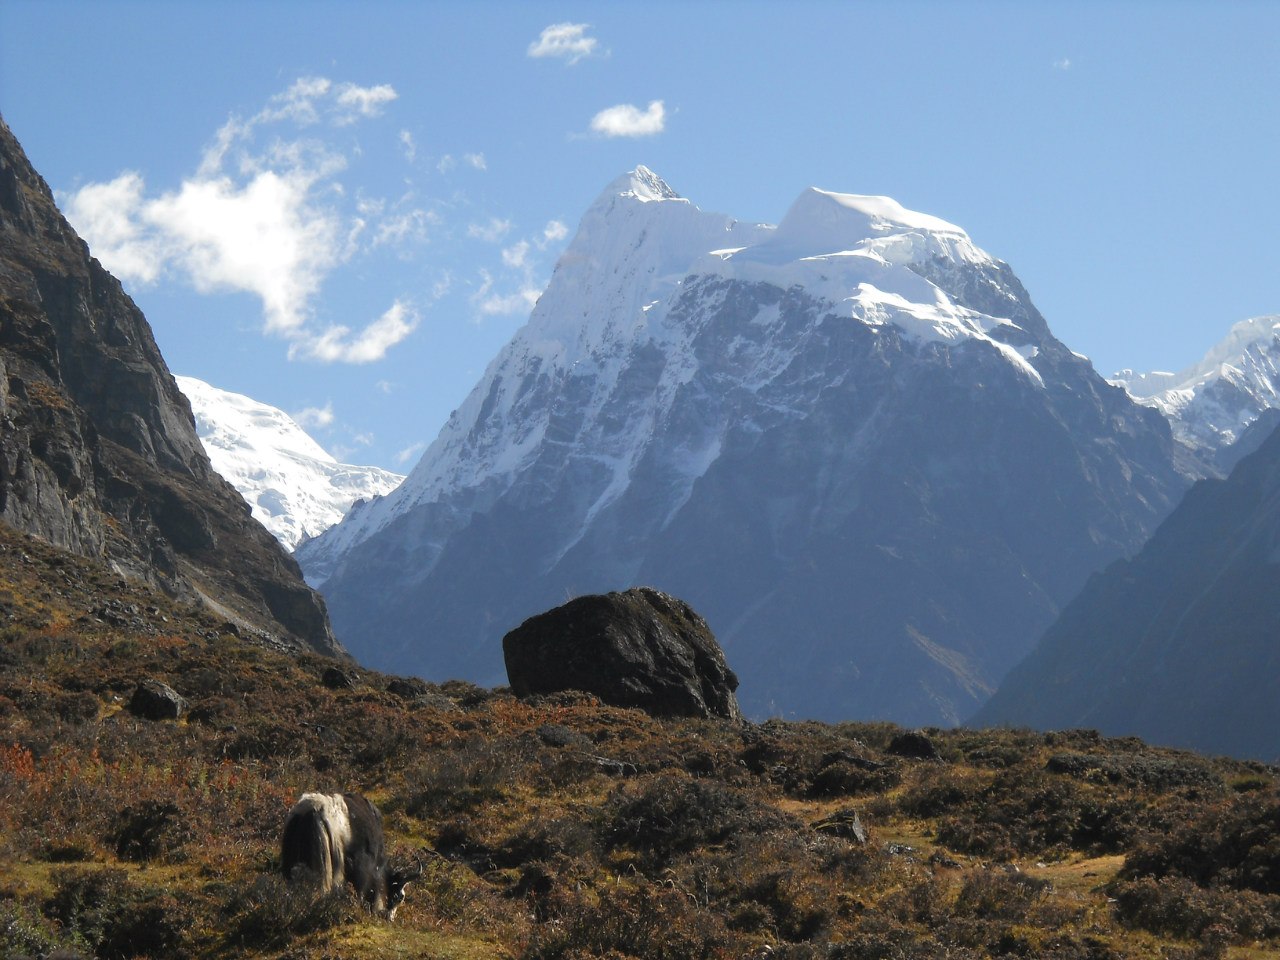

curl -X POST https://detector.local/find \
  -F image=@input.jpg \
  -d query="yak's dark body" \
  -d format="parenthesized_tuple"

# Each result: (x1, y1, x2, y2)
(282, 792, 416, 919)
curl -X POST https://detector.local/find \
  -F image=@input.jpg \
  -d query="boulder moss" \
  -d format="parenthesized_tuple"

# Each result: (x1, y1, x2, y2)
(503, 587, 742, 721)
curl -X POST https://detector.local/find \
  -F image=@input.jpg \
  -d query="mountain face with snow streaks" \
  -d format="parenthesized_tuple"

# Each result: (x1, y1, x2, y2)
(175, 376, 404, 550)
(298, 167, 1194, 724)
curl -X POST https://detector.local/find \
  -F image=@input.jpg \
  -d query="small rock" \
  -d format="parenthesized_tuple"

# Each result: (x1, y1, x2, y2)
(536, 723, 589, 749)
(887, 730, 942, 761)
(811, 808, 868, 843)
(386, 677, 431, 699)
(128, 679, 188, 721)
(322, 666, 358, 690)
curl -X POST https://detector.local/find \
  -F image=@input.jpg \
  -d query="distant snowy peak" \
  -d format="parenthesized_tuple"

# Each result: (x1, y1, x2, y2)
(176, 376, 404, 550)
(611, 164, 683, 203)
(1112, 315, 1280, 452)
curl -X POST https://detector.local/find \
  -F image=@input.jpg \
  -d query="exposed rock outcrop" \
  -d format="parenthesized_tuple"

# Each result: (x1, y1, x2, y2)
(502, 587, 742, 720)
(0, 115, 339, 655)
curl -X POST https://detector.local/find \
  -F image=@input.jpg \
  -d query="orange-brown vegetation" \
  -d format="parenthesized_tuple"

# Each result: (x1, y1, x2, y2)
(0, 523, 1276, 959)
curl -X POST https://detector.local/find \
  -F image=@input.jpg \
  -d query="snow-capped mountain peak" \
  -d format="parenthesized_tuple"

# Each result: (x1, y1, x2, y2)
(176, 376, 404, 550)
(298, 171, 1059, 586)
(607, 164, 683, 203)
(298, 166, 1193, 726)
(1111, 314, 1280, 452)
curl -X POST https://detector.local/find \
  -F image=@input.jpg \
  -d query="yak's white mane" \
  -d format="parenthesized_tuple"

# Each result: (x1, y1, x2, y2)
(293, 792, 352, 891)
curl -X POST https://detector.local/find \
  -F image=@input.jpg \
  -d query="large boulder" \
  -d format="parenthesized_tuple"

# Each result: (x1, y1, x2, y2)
(502, 587, 742, 721)
(128, 679, 188, 721)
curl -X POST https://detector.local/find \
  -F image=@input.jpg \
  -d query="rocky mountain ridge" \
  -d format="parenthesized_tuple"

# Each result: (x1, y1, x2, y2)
(0, 116, 339, 655)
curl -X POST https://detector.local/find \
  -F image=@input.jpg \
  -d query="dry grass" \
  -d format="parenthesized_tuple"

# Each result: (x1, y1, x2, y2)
(0, 523, 1276, 959)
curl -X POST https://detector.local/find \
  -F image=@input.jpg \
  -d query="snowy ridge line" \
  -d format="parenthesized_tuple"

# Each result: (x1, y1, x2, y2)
(1111, 315, 1280, 452)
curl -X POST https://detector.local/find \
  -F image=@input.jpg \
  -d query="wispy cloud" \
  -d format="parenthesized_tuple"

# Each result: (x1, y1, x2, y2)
(467, 216, 573, 323)
(528, 23, 602, 64)
(62, 77, 424, 364)
(471, 269, 542, 318)
(399, 129, 417, 162)
(292, 402, 335, 430)
(395, 441, 426, 465)
(589, 100, 666, 138)
(298, 300, 420, 364)
(502, 240, 530, 268)
(467, 217, 512, 243)
(1054, 58, 1072, 71)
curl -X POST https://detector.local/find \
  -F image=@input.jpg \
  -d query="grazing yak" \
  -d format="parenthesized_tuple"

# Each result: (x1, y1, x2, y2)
(282, 792, 421, 920)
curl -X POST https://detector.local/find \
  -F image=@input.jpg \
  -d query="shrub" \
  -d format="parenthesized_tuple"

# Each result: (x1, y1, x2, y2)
(521, 882, 730, 960)
(224, 874, 357, 950)
(603, 775, 795, 871)
(113, 800, 191, 862)
(42, 868, 192, 959)
(406, 735, 524, 816)
(1109, 875, 1280, 942)
(1120, 792, 1280, 893)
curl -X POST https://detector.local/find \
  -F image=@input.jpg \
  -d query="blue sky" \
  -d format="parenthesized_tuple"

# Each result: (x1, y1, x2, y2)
(2, 1, 1278, 471)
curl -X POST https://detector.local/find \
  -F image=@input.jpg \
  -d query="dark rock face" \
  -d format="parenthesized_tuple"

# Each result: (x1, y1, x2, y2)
(503, 588, 742, 721)
(128, 679, 188, 721)
(0, 117, 338, 655)
(974, 421, 1280, 761)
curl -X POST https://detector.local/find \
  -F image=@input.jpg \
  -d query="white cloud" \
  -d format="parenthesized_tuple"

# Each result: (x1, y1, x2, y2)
(542, 219, 569, 244)
(62, 172, 164, 283)
(399, 130, 417, 162)
(60, 76, 425, 365)
(142, 168, 341, 336)
(334, 82, 397, 122)
(1054, 58, 1072, 70)
(373, 208, 438, 248)
(502, 240, 530, 268)
(395, 442, 426, 465)
(589, 100, 666, 138)
(292, 402, 335, 429)
(297, 299, 420, 364)
(467, 217, 512, 243)
(436, 154, 456, 174)
(528, 22, 601, 64)
(471, 269, 541, 318)
(375, 379, 395, 395)
(464, 152, 487, 171)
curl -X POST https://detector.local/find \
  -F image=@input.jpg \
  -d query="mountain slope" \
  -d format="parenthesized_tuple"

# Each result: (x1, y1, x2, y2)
(1113, 314, 1280, 458)
(0, 116, 339, 655)
(973, 419, 1280, 761)
(176, 376, 403, 550)
(299, 168, 1194, 724)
